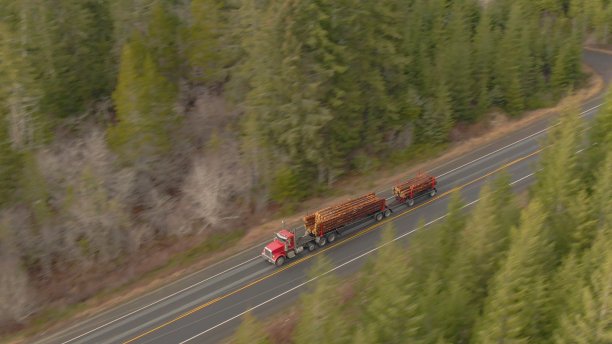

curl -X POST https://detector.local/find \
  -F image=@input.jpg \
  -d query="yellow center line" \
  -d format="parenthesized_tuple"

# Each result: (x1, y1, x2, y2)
(123, 147, 543, 344)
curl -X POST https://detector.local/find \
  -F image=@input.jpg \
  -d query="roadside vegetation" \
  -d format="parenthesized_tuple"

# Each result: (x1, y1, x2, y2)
(234, 87, 612, 343)
(0, 0, 609, 335)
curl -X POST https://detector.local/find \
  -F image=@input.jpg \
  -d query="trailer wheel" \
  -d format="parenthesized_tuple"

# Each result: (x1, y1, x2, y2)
(429, 188, 437, 197)
(327, 232, 336, 243)
(407, 198, 414, 207)
(275, 256, 285, 267)
(375, 212, 384, 222)
(318, 236, 327, 247)
(384, 209, 392, 217)
(307, 242, 316, 252)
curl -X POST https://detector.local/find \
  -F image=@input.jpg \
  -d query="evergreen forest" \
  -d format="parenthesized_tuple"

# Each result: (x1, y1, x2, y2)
(234, 89, 612, 343)
(0, 0, 610, 333)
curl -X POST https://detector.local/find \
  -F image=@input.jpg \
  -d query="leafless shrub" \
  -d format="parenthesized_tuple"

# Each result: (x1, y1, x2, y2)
(139, 188, 177, 237)
(38, 130, 133, 204)
(33, 130, 135, 269)
(127, 223, 154, 254)
(0, 211, 35, 326)
(61, 166, 132, 266)
(179, 89, 241, 153)
(0, 256, 34, 326)
(179, 139, 250, 235)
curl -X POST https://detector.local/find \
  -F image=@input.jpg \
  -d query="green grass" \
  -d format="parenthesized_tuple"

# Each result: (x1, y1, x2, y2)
(0, 302, 90, 343)
(166, 230, 246, 268)
(387, 143, 448, 166)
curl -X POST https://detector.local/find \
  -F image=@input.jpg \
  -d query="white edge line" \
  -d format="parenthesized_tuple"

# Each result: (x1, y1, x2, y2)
(436, 104, 600, 179)
(61, 256, 261, 344)
(510, 173, 534, 185)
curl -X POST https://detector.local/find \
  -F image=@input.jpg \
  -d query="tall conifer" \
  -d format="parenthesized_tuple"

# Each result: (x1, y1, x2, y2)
(474, 199, 554, 343)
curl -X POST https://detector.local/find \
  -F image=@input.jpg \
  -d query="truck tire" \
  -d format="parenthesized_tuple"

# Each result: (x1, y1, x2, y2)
(318, 236, 327, 247)
(407, 198, 414, 207)
(375, 212, 384, 222)
(429, 188, 437, 197)
(384, 209, 392, 217)
(275, 256, 285, 267)
(327, 232, 336, 243)
(307, 242, 316, 252)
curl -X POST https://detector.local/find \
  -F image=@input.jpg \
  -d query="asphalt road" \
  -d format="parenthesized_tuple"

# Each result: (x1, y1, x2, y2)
(32, 49, 612, 344)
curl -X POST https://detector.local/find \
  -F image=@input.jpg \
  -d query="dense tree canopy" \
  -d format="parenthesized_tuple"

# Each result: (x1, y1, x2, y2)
(0, 0, 606, 331)
(236, 85, 612, 343)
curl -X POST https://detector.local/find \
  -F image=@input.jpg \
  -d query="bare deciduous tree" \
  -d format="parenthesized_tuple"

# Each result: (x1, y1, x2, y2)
(0, 211, 34, 326)
(180, 140, 250, 234)
(33, 129, 135, 269)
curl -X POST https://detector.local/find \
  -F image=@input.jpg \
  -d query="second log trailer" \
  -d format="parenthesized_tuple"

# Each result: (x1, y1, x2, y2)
(262, 173, 437, 266)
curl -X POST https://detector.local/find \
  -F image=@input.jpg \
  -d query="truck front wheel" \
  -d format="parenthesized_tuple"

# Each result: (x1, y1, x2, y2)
(275, 256, 285, 267)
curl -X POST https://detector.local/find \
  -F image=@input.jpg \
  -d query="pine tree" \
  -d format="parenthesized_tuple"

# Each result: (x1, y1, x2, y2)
(551, 32, 583, 99)
(417, 77, 454, 145)
(551, 252, 585, 323)
(593, 2, 611, 43)
(410, 192, 466, 287)
(584, 85, 612, 184)
(355, 224, 423, 343)
(472, 8, 495, 117)
(533, 106, 584, 260)
(434, 182, 510, 342)
(451, 182, 509, 292)
(567, 190, 597, 253)
(506, 67, 525, 115)
(187, 0, 232, 84)
(591, 153, 612, 232)
(339, 0, 409, 153)
(108, 35, 179, 162)
(554, 233, 612, 344)
(517, 15, 543, 108)
(270, 166, 307, 208)
(408, 193, 467, 342)
(147, 4, 181, 80)
(473, 199, 554, 343)
(233, 311, 272, 344)
(241, 0, 342, 186)
(495, 3, 526, 115)
(439, 0, 475, 122)
(0, 20, 47, 148)
(293, 255, 351, 344)
(490, 169, 519, 228)
(36, 0, 115, 117)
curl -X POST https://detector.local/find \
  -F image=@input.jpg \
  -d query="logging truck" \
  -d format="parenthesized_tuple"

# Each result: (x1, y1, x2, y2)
(261, 173, 437, 266)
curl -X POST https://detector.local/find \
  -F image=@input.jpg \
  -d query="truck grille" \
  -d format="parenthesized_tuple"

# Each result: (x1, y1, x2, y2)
(264, 247, 273, 260)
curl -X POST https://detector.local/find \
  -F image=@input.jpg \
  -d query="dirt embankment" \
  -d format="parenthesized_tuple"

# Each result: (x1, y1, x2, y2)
(12, 52, 608, 343)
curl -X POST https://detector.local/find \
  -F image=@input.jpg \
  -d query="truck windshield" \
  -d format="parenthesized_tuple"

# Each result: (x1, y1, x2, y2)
(275, 232, 287, 243)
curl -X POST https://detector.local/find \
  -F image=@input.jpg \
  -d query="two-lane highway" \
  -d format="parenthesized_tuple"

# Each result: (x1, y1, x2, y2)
(32, 49, 612, 344)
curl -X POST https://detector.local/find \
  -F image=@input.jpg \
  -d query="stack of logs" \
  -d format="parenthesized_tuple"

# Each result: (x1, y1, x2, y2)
(303, 193, 385, 236)
(392, 174, 435, 199)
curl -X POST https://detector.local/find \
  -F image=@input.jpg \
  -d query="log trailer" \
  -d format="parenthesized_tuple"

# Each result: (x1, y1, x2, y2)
(262, 173, 437, 266)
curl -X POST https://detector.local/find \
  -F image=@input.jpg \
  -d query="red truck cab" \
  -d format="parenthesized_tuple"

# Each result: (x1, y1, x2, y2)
(262, 229, 295, 266)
